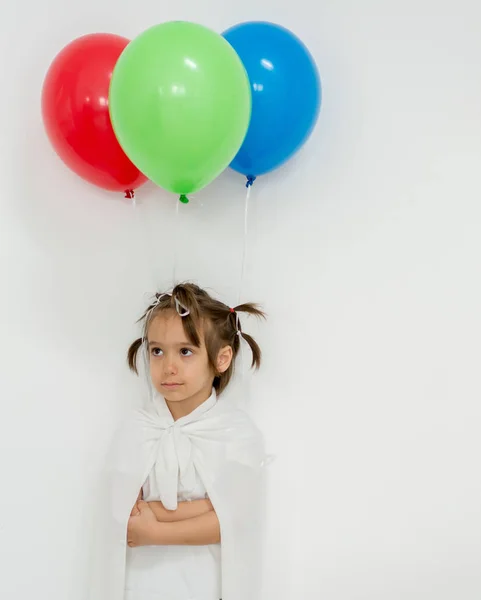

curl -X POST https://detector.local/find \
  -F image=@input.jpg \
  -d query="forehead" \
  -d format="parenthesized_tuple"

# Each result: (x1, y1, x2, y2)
(147, 311, 204, 344)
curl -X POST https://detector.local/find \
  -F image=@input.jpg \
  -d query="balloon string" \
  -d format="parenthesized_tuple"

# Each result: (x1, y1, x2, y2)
(237, 181, 252, 306)
(130, 192, 160, 291)
(172, 197, 180, 285)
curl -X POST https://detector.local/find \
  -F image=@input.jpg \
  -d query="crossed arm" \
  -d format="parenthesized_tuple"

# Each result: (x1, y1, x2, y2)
(127, 493, 221, 547)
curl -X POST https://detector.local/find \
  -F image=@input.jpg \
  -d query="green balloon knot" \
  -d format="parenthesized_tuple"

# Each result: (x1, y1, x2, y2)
(179, 194, 189, 204)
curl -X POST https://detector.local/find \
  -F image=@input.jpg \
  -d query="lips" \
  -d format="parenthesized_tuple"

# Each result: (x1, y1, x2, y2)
(161, 382, 183, 388)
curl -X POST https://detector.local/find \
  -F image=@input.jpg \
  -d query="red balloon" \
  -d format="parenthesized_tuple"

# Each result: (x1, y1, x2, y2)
(41, 33, 147, 193)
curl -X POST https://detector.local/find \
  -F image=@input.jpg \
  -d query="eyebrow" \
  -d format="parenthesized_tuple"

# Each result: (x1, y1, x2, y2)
(147, 341, 195, 347)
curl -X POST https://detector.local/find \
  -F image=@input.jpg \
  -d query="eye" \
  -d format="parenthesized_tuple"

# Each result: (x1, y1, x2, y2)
(180, 348, 193, 357)
(151, 347, 163, 357)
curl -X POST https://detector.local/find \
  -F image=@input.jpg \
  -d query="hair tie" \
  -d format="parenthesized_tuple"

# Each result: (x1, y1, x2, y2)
(142, 291, 190, 342)
(151, 292, 190, 317)
(234, 312, 241, 337)
(230, 307, 235, 313)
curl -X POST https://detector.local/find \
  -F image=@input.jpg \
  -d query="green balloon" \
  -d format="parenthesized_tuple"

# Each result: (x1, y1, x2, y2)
(109, 22, 251, 198)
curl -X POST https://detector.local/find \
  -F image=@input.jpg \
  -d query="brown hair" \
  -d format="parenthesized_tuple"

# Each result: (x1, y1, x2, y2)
(127, 283, 266, 395)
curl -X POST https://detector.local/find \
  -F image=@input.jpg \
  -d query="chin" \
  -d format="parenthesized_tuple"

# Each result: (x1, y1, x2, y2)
(157, 386, 188, 402)
(163, 394, 187, 403)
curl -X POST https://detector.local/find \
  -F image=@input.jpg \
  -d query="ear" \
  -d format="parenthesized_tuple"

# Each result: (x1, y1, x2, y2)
(216, 345, 233, 374)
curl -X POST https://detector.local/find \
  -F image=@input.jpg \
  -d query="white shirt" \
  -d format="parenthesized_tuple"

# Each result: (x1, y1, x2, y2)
(124, 394, 222, 600)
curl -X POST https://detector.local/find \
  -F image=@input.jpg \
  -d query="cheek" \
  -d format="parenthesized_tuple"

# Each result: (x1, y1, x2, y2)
(184, 357, 209, 378)
(149, 359, 163, 377)
(197, 358, 215, 379)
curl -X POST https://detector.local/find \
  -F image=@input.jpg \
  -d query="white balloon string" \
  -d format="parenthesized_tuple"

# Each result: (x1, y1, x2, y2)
(172, 197, 180, 285)
(131, 192, 159, 291)
(237, 183, 251, 306)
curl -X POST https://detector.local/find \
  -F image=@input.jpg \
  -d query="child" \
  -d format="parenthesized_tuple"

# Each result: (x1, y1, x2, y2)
(92, 283, 267, 600)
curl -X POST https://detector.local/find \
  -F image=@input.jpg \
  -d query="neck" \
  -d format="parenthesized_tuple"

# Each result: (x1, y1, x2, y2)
(165, 384, 213, 421)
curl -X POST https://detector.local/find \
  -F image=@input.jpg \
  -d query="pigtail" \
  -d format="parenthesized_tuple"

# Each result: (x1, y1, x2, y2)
(233, 302, 266, 320)
(239, 331, 262, 369)
(231, 302, 265, 370)
(127, 337, 143, 374)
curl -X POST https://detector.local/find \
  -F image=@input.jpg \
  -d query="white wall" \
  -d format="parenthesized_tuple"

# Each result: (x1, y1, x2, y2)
(1, 1, 480, 599)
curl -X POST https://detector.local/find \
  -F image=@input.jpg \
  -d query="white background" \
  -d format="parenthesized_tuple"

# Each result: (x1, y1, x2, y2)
(1, 1, 481, 599)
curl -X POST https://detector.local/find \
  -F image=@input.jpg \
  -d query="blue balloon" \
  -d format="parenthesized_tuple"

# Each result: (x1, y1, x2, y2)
(222, 21, 321, 181)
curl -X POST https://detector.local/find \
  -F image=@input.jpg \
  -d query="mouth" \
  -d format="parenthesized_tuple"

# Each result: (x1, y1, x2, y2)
(161, 383, 183, 389)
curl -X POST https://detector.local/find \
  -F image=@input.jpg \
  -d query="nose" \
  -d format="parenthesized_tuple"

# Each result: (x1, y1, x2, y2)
(163, 354, 179, 376)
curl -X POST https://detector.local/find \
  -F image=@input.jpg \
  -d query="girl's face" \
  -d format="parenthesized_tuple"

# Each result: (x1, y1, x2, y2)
(147, 311, 231, 411)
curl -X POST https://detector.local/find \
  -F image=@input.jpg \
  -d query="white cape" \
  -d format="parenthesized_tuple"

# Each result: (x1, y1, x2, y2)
(90, 390, 266, 600)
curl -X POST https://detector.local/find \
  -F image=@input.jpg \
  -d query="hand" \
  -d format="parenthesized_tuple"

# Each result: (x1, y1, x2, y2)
(127, 501, 160, 547)
(130, 490, 143, 517)
(148, 497, 214, 522)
